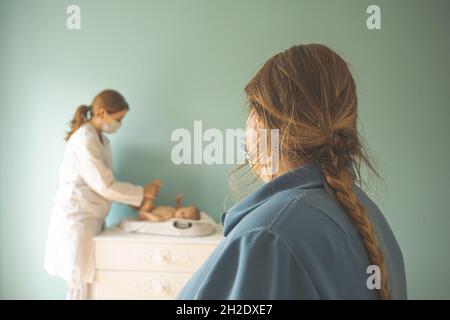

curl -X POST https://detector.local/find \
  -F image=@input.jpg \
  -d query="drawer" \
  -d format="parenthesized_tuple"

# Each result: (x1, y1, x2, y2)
(94, 271, 192, 300)
(95, 242, 216, 272)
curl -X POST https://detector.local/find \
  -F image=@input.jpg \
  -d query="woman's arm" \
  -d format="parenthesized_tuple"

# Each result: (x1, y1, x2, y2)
(72, 134, 145, 206)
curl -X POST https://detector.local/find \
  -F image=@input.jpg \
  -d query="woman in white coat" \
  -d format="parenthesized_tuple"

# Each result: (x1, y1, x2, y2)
(44, 89, 160, 299)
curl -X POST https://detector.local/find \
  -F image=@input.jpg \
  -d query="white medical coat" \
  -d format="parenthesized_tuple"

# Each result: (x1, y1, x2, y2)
(44, 122, 143, 284)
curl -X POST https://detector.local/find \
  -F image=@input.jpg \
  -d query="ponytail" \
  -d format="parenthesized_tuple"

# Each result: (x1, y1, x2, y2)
(318, 132, 391, 299)
(65, 105, 91, 142)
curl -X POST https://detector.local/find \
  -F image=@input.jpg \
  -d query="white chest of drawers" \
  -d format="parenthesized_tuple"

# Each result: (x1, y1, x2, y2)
(92, 225, 223, 299)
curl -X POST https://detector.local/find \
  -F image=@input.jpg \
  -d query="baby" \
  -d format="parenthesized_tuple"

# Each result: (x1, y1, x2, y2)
(136, 181, 200, 222)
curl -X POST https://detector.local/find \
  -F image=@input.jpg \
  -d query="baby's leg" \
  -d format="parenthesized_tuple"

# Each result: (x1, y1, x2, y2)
(139, 198, 155, 212)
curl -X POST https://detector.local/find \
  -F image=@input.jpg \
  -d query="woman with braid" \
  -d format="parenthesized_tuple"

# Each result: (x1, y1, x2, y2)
(177, 44, 407, 300)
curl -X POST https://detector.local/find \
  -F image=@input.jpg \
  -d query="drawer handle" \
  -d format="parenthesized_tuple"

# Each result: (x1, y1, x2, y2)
(134, 279, 185, 296)
(155, 252, 172, 264)
(133, 250, 193, 265)
(155, 281, 171, 295)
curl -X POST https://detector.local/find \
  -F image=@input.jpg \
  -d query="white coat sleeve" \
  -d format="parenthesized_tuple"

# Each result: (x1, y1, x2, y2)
(72, 134, 144, 206)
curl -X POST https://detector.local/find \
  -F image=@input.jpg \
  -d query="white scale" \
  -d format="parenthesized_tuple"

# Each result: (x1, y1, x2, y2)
(119, 212, 218, 237)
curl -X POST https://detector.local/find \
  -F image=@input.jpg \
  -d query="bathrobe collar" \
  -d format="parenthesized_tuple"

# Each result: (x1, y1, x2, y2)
(221, 161, 329, 236)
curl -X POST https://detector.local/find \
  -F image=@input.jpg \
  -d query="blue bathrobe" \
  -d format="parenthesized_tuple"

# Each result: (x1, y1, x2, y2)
(177, 162, 407, 299)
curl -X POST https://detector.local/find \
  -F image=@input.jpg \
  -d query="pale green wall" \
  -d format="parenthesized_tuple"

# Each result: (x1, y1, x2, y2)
(1, 0, 449, 299)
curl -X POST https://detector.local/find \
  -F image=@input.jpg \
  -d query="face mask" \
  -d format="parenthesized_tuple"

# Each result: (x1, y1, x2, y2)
(102, 119, 121, 134)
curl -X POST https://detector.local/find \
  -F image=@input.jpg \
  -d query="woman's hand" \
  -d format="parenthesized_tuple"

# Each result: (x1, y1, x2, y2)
(130, 180, 161, 212)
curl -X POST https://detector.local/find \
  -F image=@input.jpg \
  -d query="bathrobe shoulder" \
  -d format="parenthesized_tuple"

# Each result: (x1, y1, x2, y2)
(177, 163, 407, 299)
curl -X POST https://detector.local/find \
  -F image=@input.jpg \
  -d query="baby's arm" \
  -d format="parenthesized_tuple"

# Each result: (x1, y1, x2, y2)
(175, 194, 183, 209)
